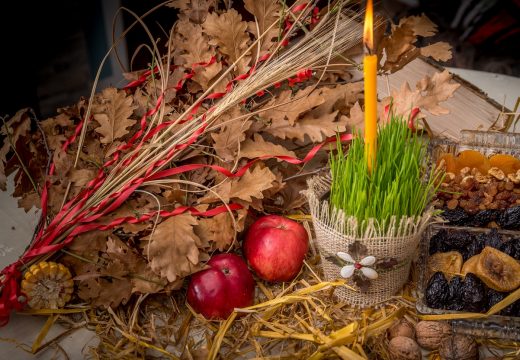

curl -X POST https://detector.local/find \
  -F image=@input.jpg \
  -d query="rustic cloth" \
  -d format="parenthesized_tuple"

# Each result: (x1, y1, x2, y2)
(305, 173, 432, 308)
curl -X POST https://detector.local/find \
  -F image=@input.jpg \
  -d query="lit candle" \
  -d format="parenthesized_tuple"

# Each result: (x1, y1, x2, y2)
(363, 0, 377, 173)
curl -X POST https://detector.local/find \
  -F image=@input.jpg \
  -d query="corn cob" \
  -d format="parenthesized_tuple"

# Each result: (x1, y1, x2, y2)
(21, 262, 74, 309)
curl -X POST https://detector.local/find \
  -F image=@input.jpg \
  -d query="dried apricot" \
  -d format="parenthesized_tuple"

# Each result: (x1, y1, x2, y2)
(437, 153, 458, 173)
(475, 246, 520, 292)
(461, 254, 479, 276)
(457, 150, 490, 174)
(428, 251, 463, 280)
(489, 154, 520, 175)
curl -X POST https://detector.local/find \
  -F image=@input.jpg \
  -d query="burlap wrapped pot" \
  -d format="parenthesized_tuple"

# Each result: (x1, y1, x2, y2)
(305, 174, 432, 308)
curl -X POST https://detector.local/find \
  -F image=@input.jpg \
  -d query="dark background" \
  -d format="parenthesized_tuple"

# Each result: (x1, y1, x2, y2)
(0, 0, 518, 120)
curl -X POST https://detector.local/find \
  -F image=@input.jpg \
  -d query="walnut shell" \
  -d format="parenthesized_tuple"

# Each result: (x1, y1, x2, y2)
(439, 334, 478, 360)
(388, 319, 415, 340)
(415, 321, 452, 350)
(388, 336, 421, 360)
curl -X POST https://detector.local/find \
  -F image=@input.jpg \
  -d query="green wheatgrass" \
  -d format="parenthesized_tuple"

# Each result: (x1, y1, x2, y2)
(329, 115, 440, 234)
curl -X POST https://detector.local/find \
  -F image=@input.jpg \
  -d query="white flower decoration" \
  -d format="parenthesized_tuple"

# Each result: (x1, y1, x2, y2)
(336, 252, 378, 280)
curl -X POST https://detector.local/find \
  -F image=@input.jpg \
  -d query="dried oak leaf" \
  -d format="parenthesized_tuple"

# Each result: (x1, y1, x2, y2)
(39, 113, 74, 152)
(379, 14, 452, 73)
(144, 213, 206, 282)
(195, 211, 236, 250)
(0, 109, 31, 190)
(211, 107, 252, 161)
(224, 163, 276, 203)
(382, 70, 460, 117)
(261, 87, 348, 143)
(92, 87, 137, 144)
(18, 191, 41, 212)
(239, 133, 296, 159)
(314, 82, 364, 116)
(260, 87, 325, 126)
(265, 110, 342, 143)
(79, 277, 133, 308)
(343, 101, 364, 132)
(244, 0, 281, 56)
(173, 19, 223, 90)
(420, 42, 453, 62)
(167, 0, 217, 24)
(203, 9, 251, 75)
(201, 163, 277, 208)
(106, 236, 164, 293)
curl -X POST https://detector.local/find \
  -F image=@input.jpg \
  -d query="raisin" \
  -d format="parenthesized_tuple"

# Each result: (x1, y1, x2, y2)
(447, 199, 459, 210)
(486, 289, 517, 316)
(461, 273, 486, 313)
(447, 276, 465, 311)
(441, 207, 470, 226)
(470, 209, 500, 227)
(497, 206, 520, 230)
(425, 272, 450, 309)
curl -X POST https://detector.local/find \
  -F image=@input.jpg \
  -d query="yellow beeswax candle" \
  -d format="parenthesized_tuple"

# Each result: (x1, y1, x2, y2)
(363, 0, 377, 173)
(364, 54, 377, 172)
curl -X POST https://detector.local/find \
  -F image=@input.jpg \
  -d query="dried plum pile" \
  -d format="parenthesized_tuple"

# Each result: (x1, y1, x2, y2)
(441, 206, 520, 230)
(425, 228, 520, 315)
(428, 228, 520, 261)
(425, 272, 520, 316)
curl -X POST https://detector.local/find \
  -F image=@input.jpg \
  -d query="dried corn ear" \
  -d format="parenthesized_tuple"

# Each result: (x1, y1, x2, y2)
(21, 262, 73, 309)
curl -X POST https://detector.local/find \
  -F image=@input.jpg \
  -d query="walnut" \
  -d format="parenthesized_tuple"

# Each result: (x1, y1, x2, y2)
(388, 319, 415, 340)
(460, 167, 471, 176)
(475, 174, 489, 183)
(488, 167, 505, 180)
(470, 167, 482, 176)
(439, 334, 478, 360)
(415, 321, 452, 351)
(388, 336, 421, 360)
(445, 172, 456, 181)
(508, 170, 520, 184)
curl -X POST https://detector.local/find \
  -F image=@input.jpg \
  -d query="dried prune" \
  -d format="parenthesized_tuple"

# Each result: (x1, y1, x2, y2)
(446, 231, 474, 249)
(460, 273, 486, 313)
(442, 207, 471, 226)
(447, 276, 465, 311)
(429, 229, 450, 255)
(425, 272, 450, 309)
(461, 240, 485, 261)
(497, 206, 520, 230)
(499, 238, 520, 260)
(484, 229, 503, 249)
(486, 289, 516, 316)
(470, 209, 500, 227)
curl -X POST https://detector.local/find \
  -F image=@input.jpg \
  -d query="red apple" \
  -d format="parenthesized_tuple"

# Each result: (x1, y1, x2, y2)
(187, 253, 255, 320)
(244, 215, 309, 282)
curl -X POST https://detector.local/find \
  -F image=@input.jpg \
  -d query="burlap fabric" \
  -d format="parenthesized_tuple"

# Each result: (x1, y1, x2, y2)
(305, 174, 432, 308)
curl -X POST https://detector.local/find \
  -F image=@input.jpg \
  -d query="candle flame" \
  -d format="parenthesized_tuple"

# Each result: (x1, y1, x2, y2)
(363, 0, 374, 52)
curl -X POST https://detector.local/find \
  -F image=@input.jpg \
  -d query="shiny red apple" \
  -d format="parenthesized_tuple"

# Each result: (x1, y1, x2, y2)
(187, 253, 255, 320)
(244, 215, 309, 282)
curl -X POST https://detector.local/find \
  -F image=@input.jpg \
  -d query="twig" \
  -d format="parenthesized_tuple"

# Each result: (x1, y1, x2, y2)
(283, 167, 328, 182)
